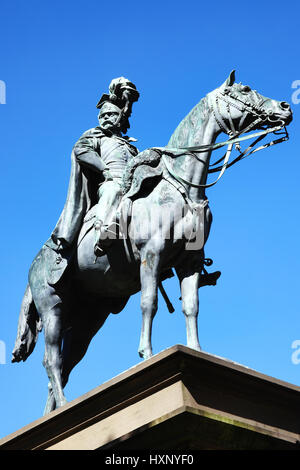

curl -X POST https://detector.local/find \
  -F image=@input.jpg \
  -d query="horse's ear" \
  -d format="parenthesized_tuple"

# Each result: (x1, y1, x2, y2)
(224, 70, 236, 87)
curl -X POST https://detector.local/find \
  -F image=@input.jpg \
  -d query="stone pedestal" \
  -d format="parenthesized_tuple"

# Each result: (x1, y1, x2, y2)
(1, 345, 299, 450)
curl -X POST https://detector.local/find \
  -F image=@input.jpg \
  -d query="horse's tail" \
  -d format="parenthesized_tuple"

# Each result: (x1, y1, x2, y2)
(11, 284, 42, 363)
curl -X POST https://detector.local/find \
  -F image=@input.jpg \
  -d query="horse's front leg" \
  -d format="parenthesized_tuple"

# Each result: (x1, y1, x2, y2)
(138, 247, 161, 360)
(176, 267, 201, 352)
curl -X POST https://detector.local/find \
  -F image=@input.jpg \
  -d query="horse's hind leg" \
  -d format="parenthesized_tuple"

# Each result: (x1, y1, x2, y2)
(176, 264, 201, 352)
(138, 246, 161, 360)
(60, 309, 110, 396)
(42, 303, 67, 410)
(44, 382, 56, 415)
(43, 313, 109, 415)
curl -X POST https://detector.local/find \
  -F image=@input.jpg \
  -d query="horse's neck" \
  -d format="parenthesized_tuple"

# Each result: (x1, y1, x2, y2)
(167, 95, 220, 202)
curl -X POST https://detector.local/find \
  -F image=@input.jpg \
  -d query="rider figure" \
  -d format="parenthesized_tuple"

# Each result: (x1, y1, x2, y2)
(75, 81, 139, 255)
(45, 78, 139, 286)
(51, 77, 139, 260)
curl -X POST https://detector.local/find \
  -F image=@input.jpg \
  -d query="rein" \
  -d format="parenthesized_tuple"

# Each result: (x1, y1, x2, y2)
(208, 126, 288, 174)
(156, 88, 289, 189)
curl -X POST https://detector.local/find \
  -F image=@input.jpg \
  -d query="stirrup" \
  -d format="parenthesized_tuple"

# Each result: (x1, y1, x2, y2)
(94, 219, 105, 257)
(94, 243, 105, 257)
(94, 224, 113, 257)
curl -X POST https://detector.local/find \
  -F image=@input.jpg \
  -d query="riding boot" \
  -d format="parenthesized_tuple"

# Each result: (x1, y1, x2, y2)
(94, 179, 122, 257)
(94, 218, 111, 256)
(94, 213, 120, 256)
(94, 218, 104, 256)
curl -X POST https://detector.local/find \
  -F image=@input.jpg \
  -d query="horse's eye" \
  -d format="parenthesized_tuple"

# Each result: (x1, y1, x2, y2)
(241, 85, 251, 93)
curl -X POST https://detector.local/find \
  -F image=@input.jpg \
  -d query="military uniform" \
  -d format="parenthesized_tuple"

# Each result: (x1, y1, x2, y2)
(74, 127, 138, 180)
(75, 127, 138, 253)
(51, 125, 138, 245)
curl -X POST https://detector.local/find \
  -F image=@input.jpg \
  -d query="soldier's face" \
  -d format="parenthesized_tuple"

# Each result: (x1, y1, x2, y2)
(98, 106, 121, 132)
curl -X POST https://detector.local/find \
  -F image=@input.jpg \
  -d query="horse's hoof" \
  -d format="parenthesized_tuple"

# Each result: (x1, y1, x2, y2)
(138, 348, 153, 360)
(57, 397, 68, 409)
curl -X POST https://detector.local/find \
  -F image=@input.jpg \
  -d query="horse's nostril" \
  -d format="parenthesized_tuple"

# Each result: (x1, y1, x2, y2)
(280, 101, 290, 110)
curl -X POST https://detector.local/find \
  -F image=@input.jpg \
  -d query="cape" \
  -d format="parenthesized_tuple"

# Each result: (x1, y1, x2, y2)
(51, 129, 104, 247)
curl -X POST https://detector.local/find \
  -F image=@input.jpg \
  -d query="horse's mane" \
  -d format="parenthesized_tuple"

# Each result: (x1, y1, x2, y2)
(167, 95, 209, 149)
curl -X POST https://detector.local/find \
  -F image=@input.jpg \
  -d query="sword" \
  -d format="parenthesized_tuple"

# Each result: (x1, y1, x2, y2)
(159, 282, 175, 314)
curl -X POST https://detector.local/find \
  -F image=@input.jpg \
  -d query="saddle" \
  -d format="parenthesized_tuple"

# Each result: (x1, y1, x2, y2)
(121, 148, 163, 199)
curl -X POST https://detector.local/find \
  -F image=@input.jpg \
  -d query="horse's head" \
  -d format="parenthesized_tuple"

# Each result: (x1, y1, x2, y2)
(208, 70, 292, 137)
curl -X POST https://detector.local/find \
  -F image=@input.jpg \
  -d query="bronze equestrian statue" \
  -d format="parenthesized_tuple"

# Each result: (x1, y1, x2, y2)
(12, 71, 292, 414)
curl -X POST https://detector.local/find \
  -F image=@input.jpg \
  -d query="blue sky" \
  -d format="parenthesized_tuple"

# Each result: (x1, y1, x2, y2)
(0, 0, 299, 440)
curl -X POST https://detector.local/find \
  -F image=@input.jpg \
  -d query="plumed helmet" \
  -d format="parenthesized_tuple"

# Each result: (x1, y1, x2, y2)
(96, 77, 139, 133)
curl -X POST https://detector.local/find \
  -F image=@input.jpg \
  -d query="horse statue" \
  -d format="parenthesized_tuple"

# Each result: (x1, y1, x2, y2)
(12, 71, 292, 414)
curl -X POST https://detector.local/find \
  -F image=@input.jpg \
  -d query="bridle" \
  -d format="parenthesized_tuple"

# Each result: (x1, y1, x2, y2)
(211, 85, 272, 138)
(160, 85, 289, 189)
